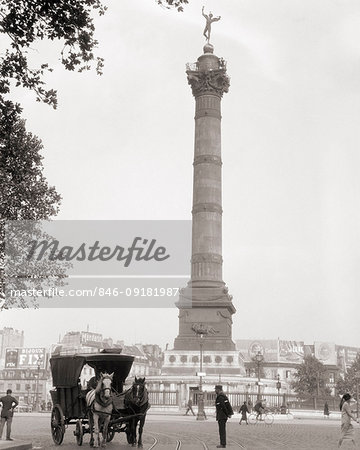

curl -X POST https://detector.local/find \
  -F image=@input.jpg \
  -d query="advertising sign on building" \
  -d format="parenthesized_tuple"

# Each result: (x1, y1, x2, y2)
(5, 348, 46, 368)
(336, 345, 360, 370)
(5, 349, 19, 368)
(236, 340, 278, 362)
(314, 342, 336, 365)
(18, 348, 46, 368)
(81, 331, 102, 343)
(278, 340, 304, 362)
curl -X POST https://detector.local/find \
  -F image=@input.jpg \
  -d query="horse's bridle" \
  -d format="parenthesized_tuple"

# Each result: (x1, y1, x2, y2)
(100, 375, 113, 397)
(131, 382, 145, 405)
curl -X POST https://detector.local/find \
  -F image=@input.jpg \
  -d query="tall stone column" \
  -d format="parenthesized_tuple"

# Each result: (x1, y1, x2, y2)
(174, 43, 236, 352)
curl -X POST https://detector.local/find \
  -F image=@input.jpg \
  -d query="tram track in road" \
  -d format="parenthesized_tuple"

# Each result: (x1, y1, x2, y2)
(146, 429, 209, 449)
(146, 433, 158, 449)
(146, 430, 182, 449)
(195, 430, 246, 449)
(195, 436, 209, 449)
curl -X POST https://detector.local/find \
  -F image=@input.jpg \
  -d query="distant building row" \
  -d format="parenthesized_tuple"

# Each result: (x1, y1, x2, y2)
(0, 327, 359, 410)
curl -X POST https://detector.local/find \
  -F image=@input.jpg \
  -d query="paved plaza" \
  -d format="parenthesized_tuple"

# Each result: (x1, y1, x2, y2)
(3, 413, 360, 450)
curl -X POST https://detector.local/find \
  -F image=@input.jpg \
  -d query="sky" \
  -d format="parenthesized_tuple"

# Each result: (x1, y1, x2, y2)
(1, 0, 360, 350)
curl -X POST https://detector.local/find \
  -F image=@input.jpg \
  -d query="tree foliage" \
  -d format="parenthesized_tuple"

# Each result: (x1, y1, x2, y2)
(336, 353, 360, 398)
(0, 0, 107, 110)
(0, 103, 62, 308)
(0, 104, 61, 220)
(291, 355, 331, 399)
(157, 0, 188, 12)
(0, 0, 188, 113)
(0, 0, 188, 308)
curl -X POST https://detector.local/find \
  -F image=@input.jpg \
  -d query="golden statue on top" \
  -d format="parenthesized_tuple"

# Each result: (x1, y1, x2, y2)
(202, 6, 221, 43)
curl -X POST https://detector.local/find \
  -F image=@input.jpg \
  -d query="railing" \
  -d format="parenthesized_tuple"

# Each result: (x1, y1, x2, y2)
(147, 389, 338, 411)
(186, 58, 227, 72)
(186, 62, 198, 71)
(227, 393, 298, 409)
(148, 390, 178, 406)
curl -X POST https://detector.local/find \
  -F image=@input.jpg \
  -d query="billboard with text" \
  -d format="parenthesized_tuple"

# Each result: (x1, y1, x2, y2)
(314, 342, 336, 365)
(278, 340, 304, 363)
(5, 348, 46, 369)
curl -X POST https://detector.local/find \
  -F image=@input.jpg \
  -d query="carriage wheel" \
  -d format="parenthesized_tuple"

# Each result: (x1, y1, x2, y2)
(75, 419, 83, 446)
(51, 404, 65, 445)
(106, 427, 115, 442)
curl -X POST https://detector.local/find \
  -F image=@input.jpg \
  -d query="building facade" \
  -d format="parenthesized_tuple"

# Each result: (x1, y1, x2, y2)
(0, 347, 50, 410)
(0, 327, 24, 361)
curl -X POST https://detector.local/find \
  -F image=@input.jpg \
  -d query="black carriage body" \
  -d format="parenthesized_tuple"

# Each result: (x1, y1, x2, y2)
(49, 351, 134, 445)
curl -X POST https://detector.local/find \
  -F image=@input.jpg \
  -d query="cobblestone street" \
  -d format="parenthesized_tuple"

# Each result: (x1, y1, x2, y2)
(6, 414, 360, 449)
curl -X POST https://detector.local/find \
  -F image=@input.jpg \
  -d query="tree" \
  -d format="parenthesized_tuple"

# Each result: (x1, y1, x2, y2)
(0, 103, 62, 308)
(0, 0, 107, 111)
(291, 355, 331, 401)
(0, 0, 188, 307)
(0, 0, 188, 113)
(157, 0, 188, 12)
(336, 353, 360, 398)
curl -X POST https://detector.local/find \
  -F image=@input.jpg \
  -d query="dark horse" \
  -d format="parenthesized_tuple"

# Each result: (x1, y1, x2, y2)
(124, 377, 150, 448)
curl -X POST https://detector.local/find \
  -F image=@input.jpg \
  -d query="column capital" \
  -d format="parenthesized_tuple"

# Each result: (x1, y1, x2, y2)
(187, 69, 230, 98)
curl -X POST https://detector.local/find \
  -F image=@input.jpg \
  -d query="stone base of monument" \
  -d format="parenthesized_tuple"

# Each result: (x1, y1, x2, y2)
(162, 350, 244, 375)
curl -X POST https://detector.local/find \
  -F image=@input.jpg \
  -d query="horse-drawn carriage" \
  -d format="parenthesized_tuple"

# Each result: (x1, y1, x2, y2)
(50, 351, 149, 447)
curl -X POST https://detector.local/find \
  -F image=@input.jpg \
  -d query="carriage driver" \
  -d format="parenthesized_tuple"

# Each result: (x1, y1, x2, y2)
(87, 375, 98, 391)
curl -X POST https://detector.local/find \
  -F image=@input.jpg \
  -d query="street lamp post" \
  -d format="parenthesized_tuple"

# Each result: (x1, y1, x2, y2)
(255, 351, 264, 400)
(35, 357, 43, 412)
(26, 385, 31, 407)
(197, 334, 206, 420)
(315, 370, 320, 410)
(193, 330, 207, 421)
(276, 374, 281, 408)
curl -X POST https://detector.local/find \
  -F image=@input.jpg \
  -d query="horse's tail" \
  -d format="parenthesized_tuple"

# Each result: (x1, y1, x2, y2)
(86, 389, 96, 408)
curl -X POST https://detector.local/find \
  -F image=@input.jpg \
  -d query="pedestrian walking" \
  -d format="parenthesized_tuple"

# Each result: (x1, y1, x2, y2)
(338, 393, 359, 447)
(0, 389, 18, 441)
(215, 385, 233, 448)
(324, 401, 330, 419)
(247, 398, 253, 412)
(239, 401, 249, 425)
(184, 398, 195, 416)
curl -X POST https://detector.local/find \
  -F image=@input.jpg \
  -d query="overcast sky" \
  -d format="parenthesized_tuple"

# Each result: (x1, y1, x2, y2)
(1, 0, 360, 350)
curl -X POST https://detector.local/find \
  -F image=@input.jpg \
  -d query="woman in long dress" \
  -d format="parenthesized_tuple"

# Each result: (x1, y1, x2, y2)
(338, 393, 359, 447)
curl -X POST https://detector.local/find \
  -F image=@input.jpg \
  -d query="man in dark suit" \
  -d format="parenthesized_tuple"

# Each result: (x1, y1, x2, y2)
(0, 389, 18, 441)
(215, 385, 233, 448)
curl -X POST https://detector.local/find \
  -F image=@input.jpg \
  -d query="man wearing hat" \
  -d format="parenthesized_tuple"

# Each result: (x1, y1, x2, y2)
(215, 385, 233, 448)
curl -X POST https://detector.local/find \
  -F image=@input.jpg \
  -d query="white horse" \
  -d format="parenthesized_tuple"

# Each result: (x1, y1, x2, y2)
(86, 372, 114, 448)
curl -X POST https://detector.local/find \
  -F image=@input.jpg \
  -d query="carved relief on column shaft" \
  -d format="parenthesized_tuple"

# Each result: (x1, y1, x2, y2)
(187, 69, 230, 98)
